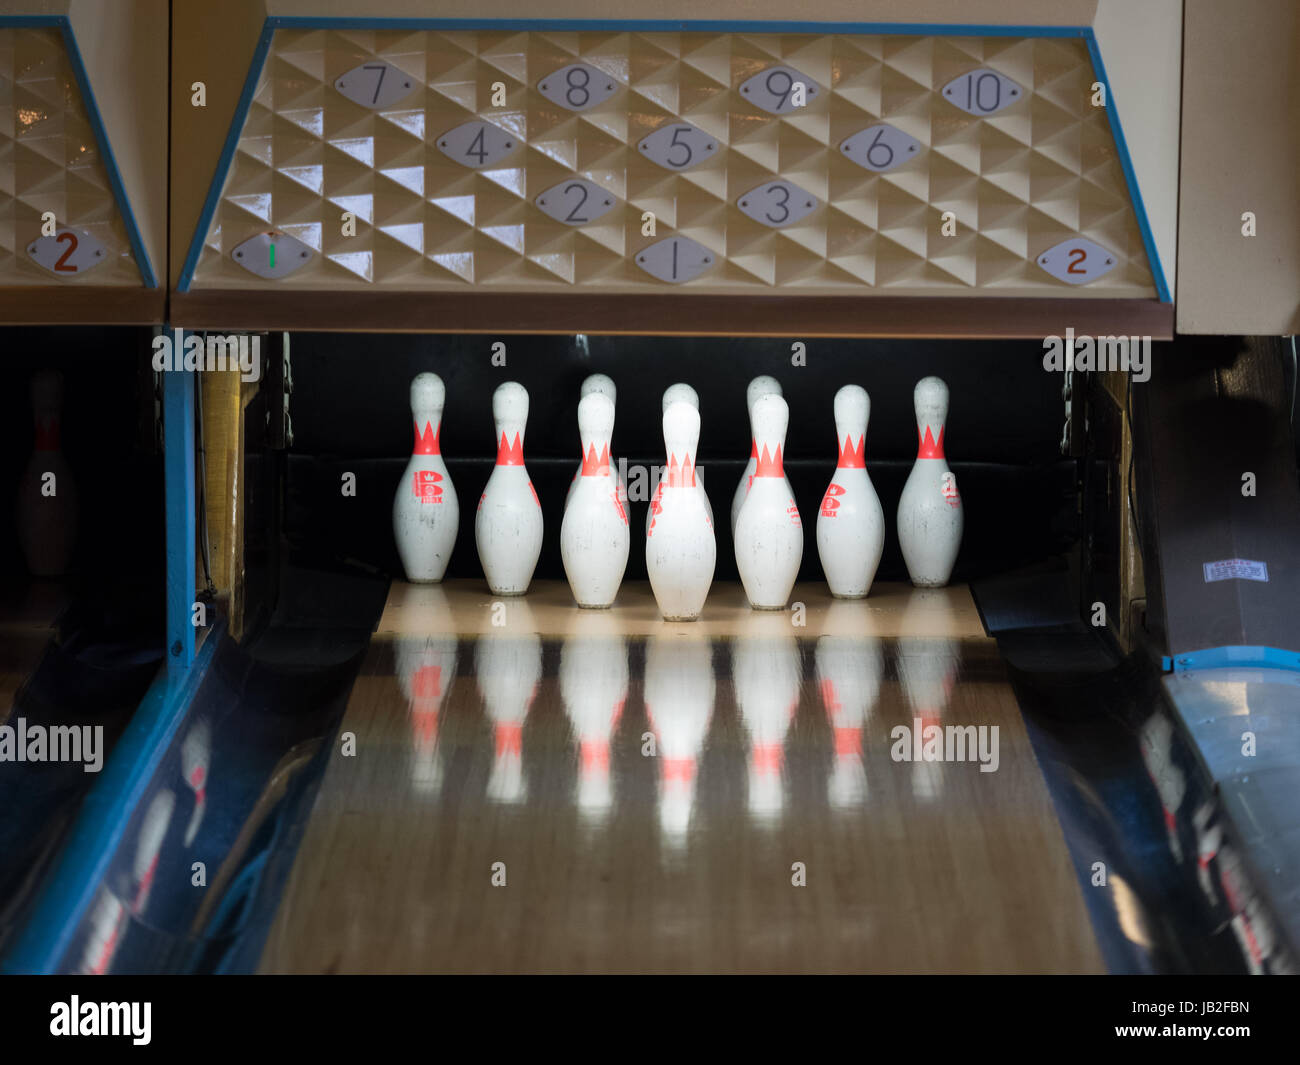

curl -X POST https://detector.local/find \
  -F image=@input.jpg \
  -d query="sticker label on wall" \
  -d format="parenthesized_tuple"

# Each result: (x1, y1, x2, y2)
(1037, 238, 1120, 285)
(638, 123, 717, 171)
(232, 231, 314, 280)
(437, 120, 519, 169)
(1203, 559, 1269, 583)
(737, 181, 818, 228)
(942, 69, 1023, 116)
(738, 66, 821, 114)
(537, 63, 620, 112)
(839, 124, 923, 173)
(334, 61, 418, 110)
(535, 179, 619, 225)
(28, 228, 106, 276)
(635, 236, 715, 283)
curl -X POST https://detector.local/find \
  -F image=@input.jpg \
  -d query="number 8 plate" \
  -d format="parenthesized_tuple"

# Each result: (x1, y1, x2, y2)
(537, 63, 620, 112)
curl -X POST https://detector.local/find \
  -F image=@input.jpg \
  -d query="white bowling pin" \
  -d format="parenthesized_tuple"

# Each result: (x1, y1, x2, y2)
(647, 384, 711, 532)
(734, 394, 803, 610)
(816, 385, 885, 599)
(393, 372, 459, 583)
(644, 635, 715, 847)
(561, 392, 629, 608)
(475, 382, 543, 595)
(565, 373, 624, 507)
(397, 626, 458, 795)
(732, 633, 801, 818)
(476, 632, 541, 804)
(647, 401, 715, 621)
(897, 376, 963, 587)
(559, 631, 628, 820)
(730, 375, 788, 537)
(180, 718, 211, 846)
(17, 370, 77, 577)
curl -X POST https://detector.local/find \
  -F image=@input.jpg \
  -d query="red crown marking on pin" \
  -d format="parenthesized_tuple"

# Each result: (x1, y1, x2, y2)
(834, 726, 862, 757)
(753, 443, 784, 477)
(819, 677, 841, 714)
(752, 744, 783, 773)
(664, 452, 695, 487)
(411, 664, 442, 700)
(662, 757, 696, 783)
(497, 431, 524, 465)
(917, 425, 945, 459)
(749, 438, 758, 460)
(838, 433, 865, 468)
(411, 709, 438, 744)
(581, 441, 610, 476)
(413, 419, 441, 455)
(495, 723, 523, 757)
(580, 740, 609, 772)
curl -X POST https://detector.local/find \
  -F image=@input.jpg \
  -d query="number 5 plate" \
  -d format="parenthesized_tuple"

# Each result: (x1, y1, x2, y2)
(638, 123, 718, 171)
(436, 120, 520, 169)
(28, 227, 106, 276)
(1036, 237, 1119, 285)
(839, 123, 922, 173)
(535, 179, 619, 225)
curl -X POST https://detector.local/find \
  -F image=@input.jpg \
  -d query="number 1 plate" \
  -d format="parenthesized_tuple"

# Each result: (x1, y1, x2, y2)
(1036, 237, 1120, 285)
(537, 63, 620, 112)
(635, 237, 716, 283)
(436, 120, 520, 169)
(535, 179, 619, 225)
(231, 231, 315, 280)
(839, 123, 923, 173)
(28, 227, 106, 276)
(638, 123, 717, 171)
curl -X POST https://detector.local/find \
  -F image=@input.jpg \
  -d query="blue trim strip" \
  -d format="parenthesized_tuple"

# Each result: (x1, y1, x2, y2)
(1084, 29, 1170, 303)
(57, 19, 158, 288)
(179, 17, 1165, 302)
(0, 632, 220, 974)
(176, 22, 277, 293)
(164, 336, 196, 674)
(1168, 646, 1300, 673)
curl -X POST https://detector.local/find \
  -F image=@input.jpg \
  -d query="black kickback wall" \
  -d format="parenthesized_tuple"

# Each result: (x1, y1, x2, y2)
(283, 333, 1077, 586)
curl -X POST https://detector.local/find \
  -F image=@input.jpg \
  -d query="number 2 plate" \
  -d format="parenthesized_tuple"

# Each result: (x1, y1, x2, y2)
(941, 68, 1023, 116)
(839, 123, 923, 173)
(334, 61, 418, 109)
(738, 66, 820, 113)
(534, 179, 619, 225)
(638, 123, 717, 171)
(537, 63, 619, 112)
(737, 181, 818, 228)
(436, 120, 520, 169)
(635, 237, 716, 283)
(1036, 237, 1119, 285)
(27, 227, 106, 276)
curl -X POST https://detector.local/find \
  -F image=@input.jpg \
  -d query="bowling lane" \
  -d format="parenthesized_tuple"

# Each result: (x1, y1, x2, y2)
(259, 580, 1103, 973)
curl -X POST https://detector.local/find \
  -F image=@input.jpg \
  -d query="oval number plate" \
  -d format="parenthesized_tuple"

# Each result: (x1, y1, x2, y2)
(638, 123, 718, 172)
(839, 123, 923, 173)
(436, 120, 520, 169)
(232, 231, 315, 280)
(534, 179, 619, 225)
(635, 236, 716, 283)
(736, 180, 818, 228)
(27, 227, 107, 276)
(1036, 238, 1120, 285)
(334, 61, 418, 109)
(737, 65, 821, 114)
(537, 63, 620, 112)
(941, 69, 1023, 116)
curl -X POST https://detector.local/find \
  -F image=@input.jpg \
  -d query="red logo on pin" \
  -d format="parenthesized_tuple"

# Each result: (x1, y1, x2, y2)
(412, 469, 443, 503)
(821, 483, 844, 517)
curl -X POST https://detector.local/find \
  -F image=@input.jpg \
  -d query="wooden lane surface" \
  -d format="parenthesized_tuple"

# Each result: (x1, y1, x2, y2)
(0, 584, 66, 721)
(259, 581, 1103, 973)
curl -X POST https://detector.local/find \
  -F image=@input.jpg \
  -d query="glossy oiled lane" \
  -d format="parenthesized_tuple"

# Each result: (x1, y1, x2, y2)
(259, 581, 1103, 973)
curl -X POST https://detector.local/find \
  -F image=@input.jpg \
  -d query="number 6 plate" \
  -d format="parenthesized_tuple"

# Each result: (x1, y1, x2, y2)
(436, 120, 520, 169)
(537, 63, 619, 112)
(839, 124, 922, 173)
(535, 179, 619, 225)
(27, 227, 106, 276)
(1036, 237, 1120, 285)
(638, 123, 718, 171)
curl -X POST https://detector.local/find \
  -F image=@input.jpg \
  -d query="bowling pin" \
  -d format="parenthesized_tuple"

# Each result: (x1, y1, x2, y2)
(393, 372, 459, 583)
(734, 393, 802, 610)
(559, 630, 628, 820)
(565, 373, 624, 508)
(560, 391, 629, 608)
(730, 375, 788, 537)
(817, 385, 885, 598)
(644, 635, 715, 846)
(180, 719, 211, 846)
(646, 401, 715, 621)
(897, 376, 963, 587)
(17, 370, 77, 577)
(475, 382, 543, 595)
(647, 384, 711, 531)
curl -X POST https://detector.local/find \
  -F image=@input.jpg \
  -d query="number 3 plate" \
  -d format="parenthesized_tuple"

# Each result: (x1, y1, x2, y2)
(839, 123, 922, 173)
(27, 227, 106, 276)
(737, 181, 818, 228)
(436, 120, 520, 169)
(537, 63, 619, 112)
(1037, 237, 1119, 285)
(535, 179, 619, 225)
(638, 123, 717, 171)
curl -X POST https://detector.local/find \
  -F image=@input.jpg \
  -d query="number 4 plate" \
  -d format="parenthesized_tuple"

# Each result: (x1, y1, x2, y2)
(28, 227, 106, 276)
(1037, 237, 1120, 285)
(436, 120, 520, 169)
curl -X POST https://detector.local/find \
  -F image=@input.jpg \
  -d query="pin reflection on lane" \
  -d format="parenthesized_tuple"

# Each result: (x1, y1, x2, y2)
(475, 602, 541, 805)
(896, 589, 961, 801)
(396, 586, 459, 795)
(731, 622, 801, 820)
(643, 635, 715, 848)
(816, 600, 884, 808)
(558, 625, 627, 823)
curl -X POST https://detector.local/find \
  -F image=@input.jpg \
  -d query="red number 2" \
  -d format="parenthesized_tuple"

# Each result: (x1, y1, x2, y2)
(1067, 247, 1087, 274)
(53, 231, 79, 272)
